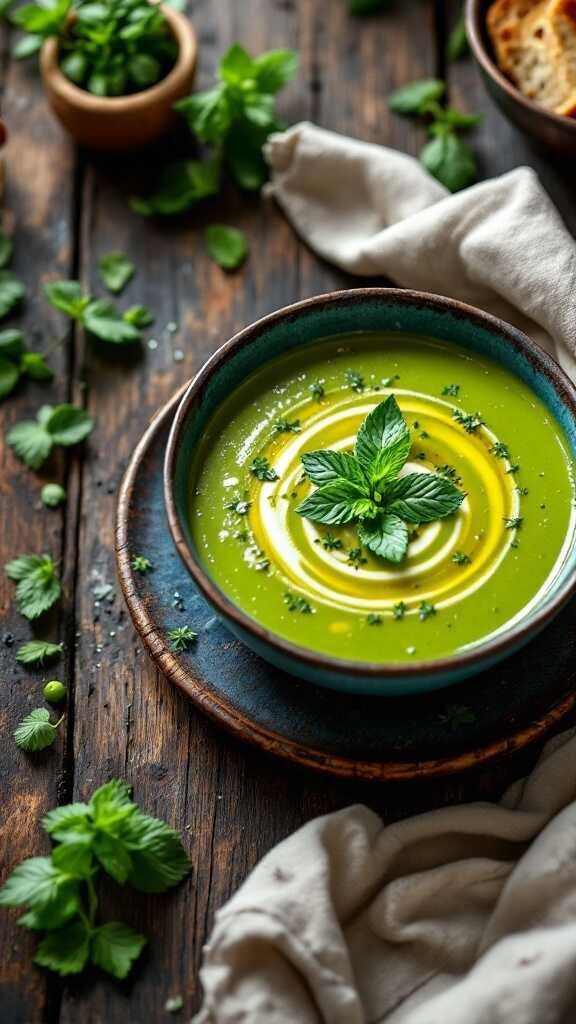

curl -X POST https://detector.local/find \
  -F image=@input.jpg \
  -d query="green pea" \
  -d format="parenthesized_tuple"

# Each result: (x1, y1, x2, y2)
(43, 680, 67, 704)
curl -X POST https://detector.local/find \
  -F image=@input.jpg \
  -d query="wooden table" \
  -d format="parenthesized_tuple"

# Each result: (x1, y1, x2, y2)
(1, 2, 574, 1019)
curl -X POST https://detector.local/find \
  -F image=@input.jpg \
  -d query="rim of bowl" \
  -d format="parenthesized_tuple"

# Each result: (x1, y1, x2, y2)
(40, 5, 196, 113)
(466, 0, 576, 136)
(164, 288, 576, 682)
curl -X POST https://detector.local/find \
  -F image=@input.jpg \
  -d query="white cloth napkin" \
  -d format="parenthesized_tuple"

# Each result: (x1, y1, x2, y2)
(193, 124, 576, 1024)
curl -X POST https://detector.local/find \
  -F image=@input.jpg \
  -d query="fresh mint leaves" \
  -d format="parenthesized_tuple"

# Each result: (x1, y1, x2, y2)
(388, 77, 481, 191)
(0, 329, 54, 399)
(205, 225, 248, 271)
(5, 553, 62, 619)
(45, 280, 141, 344)
(297, 396, 464, 563)
(134, 45, 298, 215)
(98, 252, 135, 294)
(7, 403, 94, 469)
(14, 708, 64, 751)
(0, 780, 192, 978)
(16, 640, 63, 665)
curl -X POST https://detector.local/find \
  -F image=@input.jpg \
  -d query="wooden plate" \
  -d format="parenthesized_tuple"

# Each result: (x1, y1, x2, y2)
(115, 391, 576, 781)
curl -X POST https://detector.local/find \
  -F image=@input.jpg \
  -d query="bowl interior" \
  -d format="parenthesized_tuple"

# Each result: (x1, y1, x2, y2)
(169, 291, 576, 672)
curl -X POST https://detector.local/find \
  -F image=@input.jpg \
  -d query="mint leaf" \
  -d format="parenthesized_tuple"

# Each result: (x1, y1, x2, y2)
(124, 304, 154, 327)
(11, 0, 70, 35)
(219, 42, 254, 84)
(122, 812, 192, 893)
(297, 480, 369, 525)
(205, 225, 248, 271)
(355, 395, 409, 472)
(358, 513, 408, 563)
(14, 708, 62, 750)
(42, 803, 91, 839)
(91, 921, 146, 979)
(52, 836, 93, 877)
(131, 158, 221, 216)
(385, 472, 464, 522)
(93, 832, 132, 885)
(0, 328, 25, 357)
(44, 280, 88, 319)
(369, 434, 411, 487)
(0, 270, 25, 317)
(21, 352, 53, 380)
(83, 300, 141, 344)
(253, 49, 298, 92)
(44, 405, 94, 445)
(7, 420, 53, 468)
(89, 779, 135, 830)
(16, 640, 63, 665)
(18, 885, 80, 931)
(0, 857, 61, 907)
(420, 131, 476, 192)
(389, 78, 445, 115)
(447, 14, 469, 62)
(34, 920, 90, 976)
(13, 33, 43, 58)
(301, 450, 369, 490)
(0, 228, 13, 268)
(98, 252, 135, 294)
(0, 354, 20, 398)
(5, 553, 62, 619)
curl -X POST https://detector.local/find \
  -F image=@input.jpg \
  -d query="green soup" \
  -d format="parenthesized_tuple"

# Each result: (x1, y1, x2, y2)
(188, 334, 575, 663)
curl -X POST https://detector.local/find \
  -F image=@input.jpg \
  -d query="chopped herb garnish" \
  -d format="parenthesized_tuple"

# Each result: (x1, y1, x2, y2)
(309, 380, 325, 401)
(393, 601, 407, 620)
(516, 486, 529, 497)
(283, 591, 312, 614)
(420, 430, 429, 439)
(346, 547, 367, 569)
(272, 418, 301, 434)
(452, 408, 484, 433)
(254, 557, 270, 572)
(435, 464, 462, 486)
(504, 517, 523, 530)
(316, 532, 343, 551)
(419, 600, 436, 621)
(234, 529, 249, 542)
(131, 555, 153, 574)
(366, 613, 383, 625)
(250, 456, 278, 482)
(490, 442, 510, 459)
(452, 551, 471, 566)
(297, 395, 464, 564)
(511, 539, 520, 549)
(442, 384, 460, 397)
(506, 464, 520, 474)
(168, 626, 198, 652)
(225, 497, 251, 515)
(345, 369, 365, 392)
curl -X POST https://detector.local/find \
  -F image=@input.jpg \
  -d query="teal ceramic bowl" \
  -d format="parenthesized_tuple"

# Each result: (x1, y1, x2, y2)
(165, 289, 576, 696)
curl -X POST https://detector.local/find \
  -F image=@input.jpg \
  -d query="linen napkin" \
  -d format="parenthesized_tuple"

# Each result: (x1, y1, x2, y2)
(193, 125, 576, 1023)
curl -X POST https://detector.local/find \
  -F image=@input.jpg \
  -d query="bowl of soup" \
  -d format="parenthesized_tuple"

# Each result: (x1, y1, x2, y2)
(164, 289, 576, 696)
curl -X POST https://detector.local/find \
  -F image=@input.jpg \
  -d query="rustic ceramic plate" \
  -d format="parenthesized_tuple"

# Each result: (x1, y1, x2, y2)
(116, 391, 576, 782)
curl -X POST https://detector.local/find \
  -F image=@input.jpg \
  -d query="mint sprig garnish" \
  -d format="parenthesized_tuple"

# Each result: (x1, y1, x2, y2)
(297, 396, 464, 564)
(0, 780, 191, 979)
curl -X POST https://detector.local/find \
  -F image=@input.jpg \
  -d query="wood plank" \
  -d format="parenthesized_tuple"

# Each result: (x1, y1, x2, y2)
(0, 53, 77, 1023)
(58, 2, 445, 1020)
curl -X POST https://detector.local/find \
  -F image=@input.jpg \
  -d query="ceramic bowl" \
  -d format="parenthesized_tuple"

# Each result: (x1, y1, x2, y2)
(466, 0, 576, 156)
(165, 289, 576, 696)
(40, 5, 197, 151)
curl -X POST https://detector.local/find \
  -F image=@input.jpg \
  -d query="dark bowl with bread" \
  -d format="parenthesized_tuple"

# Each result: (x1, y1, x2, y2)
(466, 0, 576, 155)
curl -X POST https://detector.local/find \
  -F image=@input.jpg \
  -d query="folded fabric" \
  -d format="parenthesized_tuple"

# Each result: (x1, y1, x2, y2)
(194, 729, 576, 1024)
(263, 122, 576, 380)
(193, 126, 576, 1023)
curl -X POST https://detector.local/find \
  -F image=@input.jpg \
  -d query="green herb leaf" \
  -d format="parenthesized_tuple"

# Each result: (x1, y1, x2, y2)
(358, 513, 408, 563)
(0, 354, 21, 398)
(44, 280, 87, 319)
(253, 49, 298, 92)
(11, 0, 71, 36)
(0, 270, 25, 317)
(98, 252, 135, 294)
(0, 856, 61, 907)
(0, 228, 13, 267)
(368, 434, 411, 487)
(446, 14, 469, 62)
(131, 158, 221, 217)
(123, 304, 154, 327)
(34, 920, 90, 976)
(43, 405, 94, 446)
(7, 420, 53, 468)
(14, 708, 62, 751)
(5, 553, 62, 619)
(13, 33, 43, 58)
(301, 450, 369, 490)
(16, 640, 63, 665)
(41, 803, 91, 838)
(168, 626, 198, 652)
(41, 483, 66, 508)
(205, 225, 248, 271)
(347, 0, 390, 15)
(297, 480, 370, 526)
(355, 395, 409, 472)
(420, 131, 476, 192)
(91, 922, 146, 979)
(250, 456, 278, 482)
(122, 812, 193, 893)
(389, 78, 445, 116)
(0, 328, 25, 358)
(384, 473, 464, 523)
(21, 352, 53, 381)
(83, 300, 141, 344)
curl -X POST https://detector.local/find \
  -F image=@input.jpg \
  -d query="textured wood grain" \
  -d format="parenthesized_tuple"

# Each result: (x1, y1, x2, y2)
(1, 1, 574, 1021)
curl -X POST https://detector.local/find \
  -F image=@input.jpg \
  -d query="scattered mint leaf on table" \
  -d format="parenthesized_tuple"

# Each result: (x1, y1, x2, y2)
(91, 921, 146, 979)
(420, 131, 476, 192)
(131, 158, 221, 216)
(7, 419, 53, 468)
(44, 281, 141, 344)
(14, 708, 64, 751)
(21, 351, 53, 380)
(98, 252, 135, 294)
(0, 354, 20, 398)
(41, 483, 66, 508)
(0, 328, 25, 357)
(16, 640, 63, 665)
(388, 78, 445, 116)
(296, 395, 464, 564)
(5, 553, 62, 619)
(7, 404, 94, 468)
(205, 225, 248, 271)
(446, 13, 469, 62)
(124, 304, 154, 327)
(13, 33, 43, 58)
(34, 920, 91, 975)
(0, 270, 25, 317)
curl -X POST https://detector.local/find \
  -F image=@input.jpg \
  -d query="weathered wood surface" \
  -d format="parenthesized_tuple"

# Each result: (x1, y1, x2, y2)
(0, 2, 573, 1020)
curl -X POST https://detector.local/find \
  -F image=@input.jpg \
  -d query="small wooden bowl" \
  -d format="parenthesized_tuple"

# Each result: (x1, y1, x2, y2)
(466, 0, 576, 156)
(40, 5, 197, 151)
